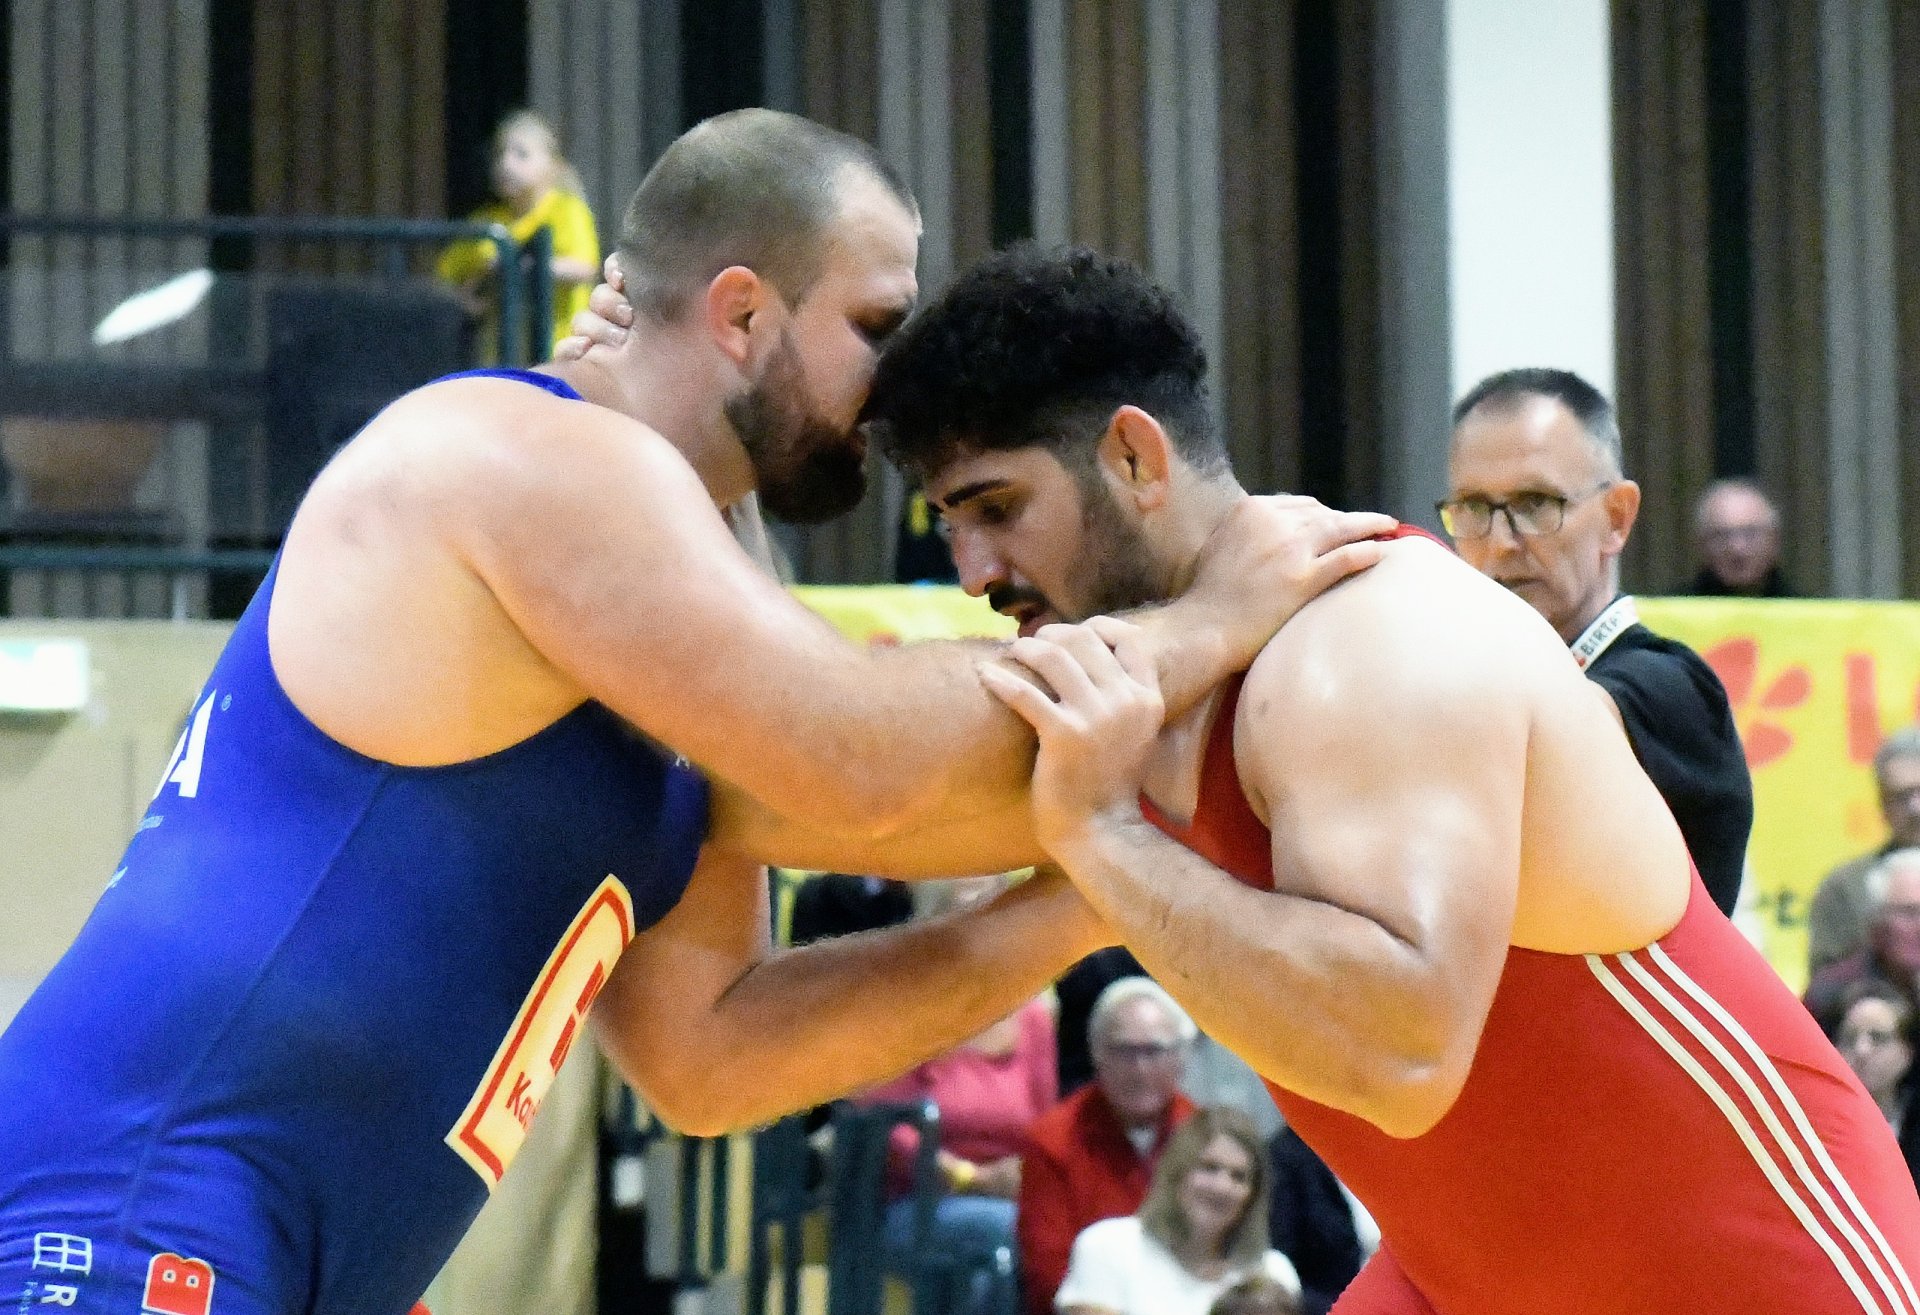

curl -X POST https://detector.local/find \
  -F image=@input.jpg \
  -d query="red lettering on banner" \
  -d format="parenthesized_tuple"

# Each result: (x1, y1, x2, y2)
(1845, 654, 1882, 764)
(1702, 636, 1808, 768)
(142, 1253, 214, 1315)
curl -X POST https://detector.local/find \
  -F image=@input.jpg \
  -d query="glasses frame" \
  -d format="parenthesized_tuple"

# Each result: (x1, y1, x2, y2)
(1436, 480, 1616, 540)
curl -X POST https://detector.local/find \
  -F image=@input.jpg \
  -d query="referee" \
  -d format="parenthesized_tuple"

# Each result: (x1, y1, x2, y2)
(1441, 368, 1752, 916)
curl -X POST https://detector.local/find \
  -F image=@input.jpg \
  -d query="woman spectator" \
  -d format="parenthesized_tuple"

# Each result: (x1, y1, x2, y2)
(1055, 1107, 1300, 1315)
(859, 876, 1058, 1312)
(1833, 981, 1920, 1187)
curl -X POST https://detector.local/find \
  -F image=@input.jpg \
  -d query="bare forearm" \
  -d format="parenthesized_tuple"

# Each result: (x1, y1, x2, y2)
(1048, 815, 1447, 1132)
(775, 615, 1245, 841)
(608, 875, 1106, 1135)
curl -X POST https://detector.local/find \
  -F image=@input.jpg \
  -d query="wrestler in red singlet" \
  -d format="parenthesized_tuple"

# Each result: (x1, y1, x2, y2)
(1144, 667, 1920, 1315)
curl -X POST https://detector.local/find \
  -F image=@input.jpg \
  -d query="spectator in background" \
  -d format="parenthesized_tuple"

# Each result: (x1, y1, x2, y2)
(1055, 947, 1147, 1095)
(1055, 1107, 1300, 1315)
(859, 876, 1058, 1314)
(1805, 848, 1920, 1032)
(437, 109, 601, 354)
(1055, 950, 1278, 1137)
(1684, 478, 1795, 597)
(1446, 368, 1753, 917)
(1210, 1273, 1303, 1315)
(1831, 982, 1920, 1188)
(1810, 726, 1920, 975)
(1020, 978, 1196, 1315)
(1264, 1126, 1374, 1315)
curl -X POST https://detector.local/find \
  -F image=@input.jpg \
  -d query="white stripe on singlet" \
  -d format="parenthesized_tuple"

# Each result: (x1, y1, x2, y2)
(1586, 950, 1913, 1315)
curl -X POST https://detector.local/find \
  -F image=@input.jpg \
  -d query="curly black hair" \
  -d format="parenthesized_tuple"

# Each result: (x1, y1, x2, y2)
(866, 243, 1224, 480)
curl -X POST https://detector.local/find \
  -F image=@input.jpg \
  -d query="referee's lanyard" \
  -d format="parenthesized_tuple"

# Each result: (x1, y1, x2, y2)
(1570, 596, 1638, 670)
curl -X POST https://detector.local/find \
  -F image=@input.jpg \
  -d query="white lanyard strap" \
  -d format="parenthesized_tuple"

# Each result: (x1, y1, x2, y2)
(1571, 596, 1639, 670)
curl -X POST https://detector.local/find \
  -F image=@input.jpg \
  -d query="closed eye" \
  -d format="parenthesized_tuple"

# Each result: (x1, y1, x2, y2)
(855, 309, 909, 347)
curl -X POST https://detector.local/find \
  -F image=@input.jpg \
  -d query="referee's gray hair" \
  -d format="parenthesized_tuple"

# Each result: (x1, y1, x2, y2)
(1089, 976, 1197, 1048)
(1452, 367, 1623, 479)
(1876, 724, 1920, 777)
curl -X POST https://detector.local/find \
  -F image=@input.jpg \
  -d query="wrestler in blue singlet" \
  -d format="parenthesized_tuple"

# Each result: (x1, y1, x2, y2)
(0, 370, 710, 1315)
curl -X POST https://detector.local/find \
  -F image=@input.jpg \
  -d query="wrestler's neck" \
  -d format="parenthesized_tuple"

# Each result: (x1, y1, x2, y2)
(1150, 478, 1246, 603)
(550, 340, 756, 507)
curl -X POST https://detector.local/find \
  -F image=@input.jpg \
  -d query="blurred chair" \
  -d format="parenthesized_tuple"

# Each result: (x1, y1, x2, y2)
(262, 281, 469, 530)
(748, 1113, 822, 1315)
(827, 1100, 1017, 1315)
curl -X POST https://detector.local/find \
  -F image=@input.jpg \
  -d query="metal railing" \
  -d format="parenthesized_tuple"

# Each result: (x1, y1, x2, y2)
(0, 213, 557, 611)
(0, 212, 553, 369)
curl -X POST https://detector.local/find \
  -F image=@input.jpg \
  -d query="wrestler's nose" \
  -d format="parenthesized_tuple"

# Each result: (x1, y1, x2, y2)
(948, 527, 1004, 599)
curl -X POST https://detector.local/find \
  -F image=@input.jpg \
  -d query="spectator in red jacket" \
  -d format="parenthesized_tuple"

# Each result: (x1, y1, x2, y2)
(1019, 977, 1196, 1315)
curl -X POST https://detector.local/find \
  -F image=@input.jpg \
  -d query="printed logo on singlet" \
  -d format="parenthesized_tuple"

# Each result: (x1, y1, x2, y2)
(446, 874, 635, 1188)
(141, 1254, 214, 1315)
(22, 1232, 92, 1309)
(152, 690, 222, 801)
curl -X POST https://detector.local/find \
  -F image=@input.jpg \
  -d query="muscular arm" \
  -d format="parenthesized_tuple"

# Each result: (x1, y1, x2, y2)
(591, 848, 1110, 1137)
(458, 400, 1379, 838)
(706, 775, 1040, 875)
(996, 550, 1529, 1137)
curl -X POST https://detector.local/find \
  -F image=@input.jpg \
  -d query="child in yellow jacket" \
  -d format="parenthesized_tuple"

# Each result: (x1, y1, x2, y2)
(438, 110, 600, 356)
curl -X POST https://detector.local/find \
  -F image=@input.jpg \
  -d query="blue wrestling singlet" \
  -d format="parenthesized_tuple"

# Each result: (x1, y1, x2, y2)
(0, 370, 710, 1315)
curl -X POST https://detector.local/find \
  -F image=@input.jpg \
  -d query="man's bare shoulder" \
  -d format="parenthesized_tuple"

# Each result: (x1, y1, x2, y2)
(368, 374, 683, 483)
(297, 372, 710, 559)
(1236, 535, 1569, 738)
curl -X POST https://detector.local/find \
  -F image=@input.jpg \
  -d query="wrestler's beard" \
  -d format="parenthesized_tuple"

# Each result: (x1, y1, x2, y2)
(989, 477, 1167, 625)
(1073, 476, 1167, 617)
(726, 334, 868, 525)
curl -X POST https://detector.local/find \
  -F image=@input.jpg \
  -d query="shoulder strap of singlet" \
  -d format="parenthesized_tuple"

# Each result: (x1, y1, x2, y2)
(1139, 677, 1241, 840)
(435, 366, 583, 402)
(1138, 674, 1275, 885)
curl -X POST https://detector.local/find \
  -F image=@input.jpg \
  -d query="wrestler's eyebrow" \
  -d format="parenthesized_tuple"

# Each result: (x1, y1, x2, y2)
(931, 480, 1009, 513)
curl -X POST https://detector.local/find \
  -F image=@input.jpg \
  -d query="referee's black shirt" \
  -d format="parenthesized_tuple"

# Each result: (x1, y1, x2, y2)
(1586, 622, 1753, 915)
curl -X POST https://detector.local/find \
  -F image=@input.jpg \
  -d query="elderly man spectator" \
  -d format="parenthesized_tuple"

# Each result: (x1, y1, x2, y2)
(1805, 848, 1920, 1032)
(1684, 478, 1795, 597)
(1018, 978, 1195, 1315)
(1445, 368, 1753, 916)
(1809, 726, 1920, 975)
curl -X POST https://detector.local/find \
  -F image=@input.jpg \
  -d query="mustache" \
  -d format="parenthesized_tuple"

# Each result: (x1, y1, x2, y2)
(986, 584, 1050, 617)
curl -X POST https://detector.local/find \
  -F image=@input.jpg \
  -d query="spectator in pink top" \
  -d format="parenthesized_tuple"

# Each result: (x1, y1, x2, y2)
(860, 876, 1060, 1313)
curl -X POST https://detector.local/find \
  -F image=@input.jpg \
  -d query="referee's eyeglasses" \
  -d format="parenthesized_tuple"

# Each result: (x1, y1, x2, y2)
(1436, 482, 1616, 539)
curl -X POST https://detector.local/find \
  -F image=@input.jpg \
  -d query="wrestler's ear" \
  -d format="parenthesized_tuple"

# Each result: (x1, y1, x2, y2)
(704, 266, 767, 368)
(1602, 479, 1642, 556)
(1097, 405, 1175, 512)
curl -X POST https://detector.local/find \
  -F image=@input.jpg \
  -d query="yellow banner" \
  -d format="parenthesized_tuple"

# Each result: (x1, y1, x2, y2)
(1639, 597, 1920, 989)
(793, 584, 1013, 645)
(795, 587, 1920, 990)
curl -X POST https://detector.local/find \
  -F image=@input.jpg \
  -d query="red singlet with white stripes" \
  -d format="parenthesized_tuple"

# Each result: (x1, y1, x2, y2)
(1144, 670, 1920, 1315)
